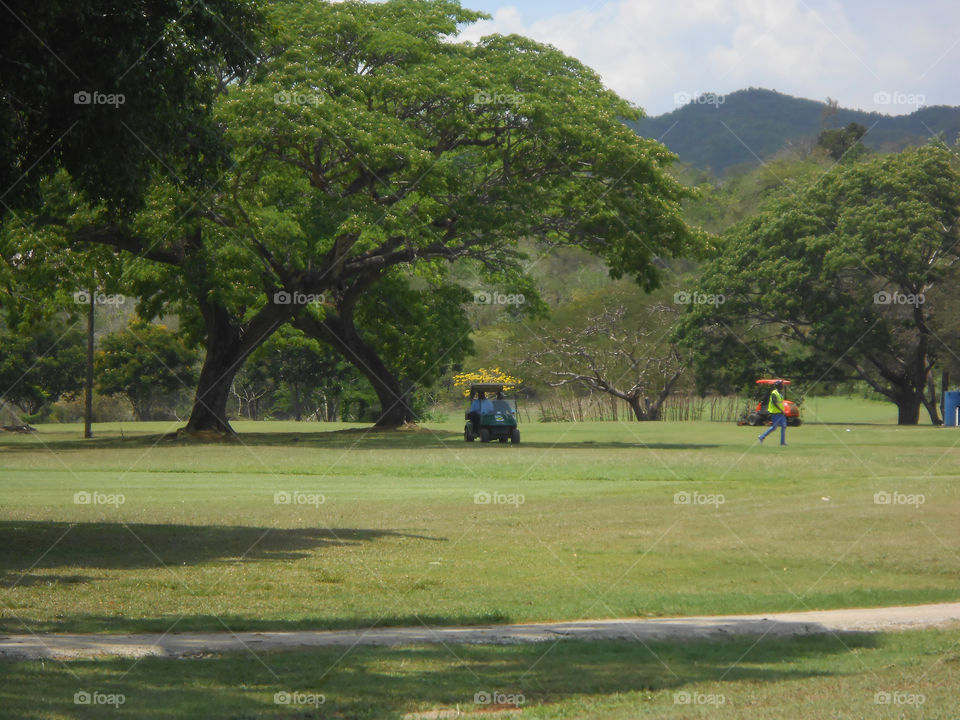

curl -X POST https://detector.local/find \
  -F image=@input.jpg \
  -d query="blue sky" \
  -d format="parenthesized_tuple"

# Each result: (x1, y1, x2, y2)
(456, 0, 960, 116)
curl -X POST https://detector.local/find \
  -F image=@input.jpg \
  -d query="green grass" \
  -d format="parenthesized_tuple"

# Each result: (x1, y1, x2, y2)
(2, 400, 959, 635)
(1, 630, 956, 718)
(2, 398, 959, 717)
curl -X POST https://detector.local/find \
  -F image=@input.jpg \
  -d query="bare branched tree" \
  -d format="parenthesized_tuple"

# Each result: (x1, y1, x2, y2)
(528, 304, 685, 421)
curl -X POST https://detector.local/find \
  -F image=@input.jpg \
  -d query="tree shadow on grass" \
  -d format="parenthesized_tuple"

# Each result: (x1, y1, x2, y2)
(0, 633, 884, 719)
(0, 521, 449, 634)
(0, 429, 722, 452)
(0, 572, 91, 589)
(0, 611, 516, 635)
(0, 521, 444, 572)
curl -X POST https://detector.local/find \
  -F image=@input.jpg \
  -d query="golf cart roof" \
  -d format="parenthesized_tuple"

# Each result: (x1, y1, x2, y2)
(469, 383, 507, 393)
(756, 378, 791, 385)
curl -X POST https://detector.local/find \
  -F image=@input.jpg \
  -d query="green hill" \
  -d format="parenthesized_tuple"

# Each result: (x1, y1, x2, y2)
(628, 88, 960, 174)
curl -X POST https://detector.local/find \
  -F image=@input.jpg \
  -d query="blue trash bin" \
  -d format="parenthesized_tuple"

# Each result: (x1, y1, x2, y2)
(944, 391, 960, 427)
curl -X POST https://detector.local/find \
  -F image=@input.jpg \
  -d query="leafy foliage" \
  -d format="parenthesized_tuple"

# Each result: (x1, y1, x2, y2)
(675, 142, 960, 424)
(95, 319, 199, 420)
(5, 0, 701, 430)
(0, 319, 85, 419)
(0, 0, 266, 214)
(817, 122, 868, 161)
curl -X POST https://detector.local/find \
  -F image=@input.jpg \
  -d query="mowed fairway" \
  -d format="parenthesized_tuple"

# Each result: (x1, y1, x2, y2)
(2, 399, 959, 636)
(2, 401, 960, 718)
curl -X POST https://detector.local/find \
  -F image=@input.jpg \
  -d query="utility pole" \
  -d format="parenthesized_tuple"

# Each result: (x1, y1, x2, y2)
(84, 290, 94, 439)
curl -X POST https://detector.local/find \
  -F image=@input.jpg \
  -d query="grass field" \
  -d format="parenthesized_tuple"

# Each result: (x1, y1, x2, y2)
(1, 630, 956, 718)
(1, 397, 958, 717)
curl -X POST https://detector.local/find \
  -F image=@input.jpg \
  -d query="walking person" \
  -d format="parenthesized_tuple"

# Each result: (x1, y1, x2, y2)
(758, 380, 788, 446)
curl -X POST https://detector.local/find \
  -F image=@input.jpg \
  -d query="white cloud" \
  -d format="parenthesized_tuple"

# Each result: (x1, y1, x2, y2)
(456, 0, 960, 116)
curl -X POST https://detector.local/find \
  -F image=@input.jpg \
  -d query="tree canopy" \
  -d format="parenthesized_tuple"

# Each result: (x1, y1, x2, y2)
(675, 142, 960, 424)
(0, 0, 265, 215)
(14, 0, 700, 432)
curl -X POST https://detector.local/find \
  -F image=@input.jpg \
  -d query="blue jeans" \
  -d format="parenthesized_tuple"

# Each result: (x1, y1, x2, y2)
(759, 413, 787, 444)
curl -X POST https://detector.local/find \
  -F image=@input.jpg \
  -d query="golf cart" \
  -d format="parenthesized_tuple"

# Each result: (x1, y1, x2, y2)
(738, 379, 802, 427)
(464, 383, 520, 444)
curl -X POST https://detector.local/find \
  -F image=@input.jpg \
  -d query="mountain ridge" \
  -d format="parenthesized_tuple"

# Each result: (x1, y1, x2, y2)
(628, 88, 960, 174)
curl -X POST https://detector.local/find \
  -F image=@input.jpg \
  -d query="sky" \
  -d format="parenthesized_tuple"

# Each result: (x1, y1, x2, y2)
(454, 0, 960, 116)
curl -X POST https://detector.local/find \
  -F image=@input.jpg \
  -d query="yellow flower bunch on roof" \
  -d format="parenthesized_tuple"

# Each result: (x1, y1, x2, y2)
(452, 367, 523, 397)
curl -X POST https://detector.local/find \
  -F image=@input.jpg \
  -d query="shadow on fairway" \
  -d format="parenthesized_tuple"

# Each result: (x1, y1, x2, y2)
(0, 610, 516, 636)
(0, 428, 462, 451)
(0, 521, 444, 572)
(0, 430, 721, 452)
(0, 572, 93, 589)
(0, 633, 884, 718)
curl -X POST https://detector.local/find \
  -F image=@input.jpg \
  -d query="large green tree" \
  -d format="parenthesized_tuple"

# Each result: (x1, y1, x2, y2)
(23, 0, 700, 432)
(676, 143, 960, 425)
(198, 0, 698, 427)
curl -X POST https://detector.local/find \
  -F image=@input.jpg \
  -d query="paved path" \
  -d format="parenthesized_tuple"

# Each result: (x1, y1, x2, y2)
(2, 602, 959, 661)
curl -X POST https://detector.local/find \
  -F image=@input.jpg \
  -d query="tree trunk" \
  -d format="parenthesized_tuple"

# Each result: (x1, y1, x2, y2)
(186, 340, 243, 433)
(627, 396, 649, 421)
(895, 394, 922, 425)
(924, 373, 942, 425)
(185, 300, 288, 433)
(293, 385, 303, 422)
(294, 311, 415, 427)
(326, 396, 339, 422)
(646, 398, 661, 421)
(132, 397, 150, 422)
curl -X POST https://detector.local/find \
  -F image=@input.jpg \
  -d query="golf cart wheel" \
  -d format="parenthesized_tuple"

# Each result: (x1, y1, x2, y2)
(479, 428, 491, 443)
(788, 418, 802, 427)
(510, 428, 520, 444)
(464, 423, 475, 442)
(746, 413, 762, 426)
